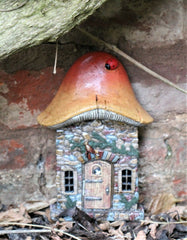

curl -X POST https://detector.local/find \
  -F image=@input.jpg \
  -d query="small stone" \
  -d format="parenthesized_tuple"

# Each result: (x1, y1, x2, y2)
(130, 159, 137, 165)
(56, 150, 63, 156)
(82, 132, 90, 140)
(91, 120, 101, 127)
(95, 125, 104, 131)
(57, 194, 62, 199)
(83, 125, 93, 132)
(124, 142, 130, 150)
(78, 156, 84, 163)
(76, 201, 82, 208)
(56, 175, 60, 180)
(117, 133, 127, 138)
(132, 138, 138, 143)
(132, 143, 138, 149)
(56, 135, 64, 140)
(119, 213, 129, 220)
(72, 129, 82, 134)
(95, 213, 102, 218)
(73, 136, 80, 142)
(65, 133, 74, 139)
(128, 132, 137, 138)
(116, 139, 124, 148)
(64, 140, 70, 146)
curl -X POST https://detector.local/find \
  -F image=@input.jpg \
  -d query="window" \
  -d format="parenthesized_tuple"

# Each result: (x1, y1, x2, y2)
(92, 165, 101, 175)
(122, 169, 132, 191)
(61, 169, 77, 194)
(64, 170, 74, 193)
(118, 168, 135, 193)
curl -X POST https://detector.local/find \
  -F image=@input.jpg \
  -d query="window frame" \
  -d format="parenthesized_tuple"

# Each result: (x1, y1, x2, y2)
(64, 170, 74, 193)
(118, 167, 136, 193)
(61, 167, 77, 195)
(92, 164, 102, 176)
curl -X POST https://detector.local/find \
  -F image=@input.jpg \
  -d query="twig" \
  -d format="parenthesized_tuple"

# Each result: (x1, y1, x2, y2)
(0, 222, 81, 240)
(77, 27, 187, 94)
(0, 1, 28, 12)
(53, 41, 58, 74)
(77, 222, 89, 232)
(141, 220, 187, 225)
(0, 229, 51, 235)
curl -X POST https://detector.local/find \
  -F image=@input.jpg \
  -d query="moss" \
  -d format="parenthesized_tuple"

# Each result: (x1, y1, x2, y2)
(70, 131, 139, 159)
(70, 139, 86, 154)
(89, 132, 139, 157)
(120, 194, 138, 210)
(164, 139, 172, 160)
(65, 195, 77, 209)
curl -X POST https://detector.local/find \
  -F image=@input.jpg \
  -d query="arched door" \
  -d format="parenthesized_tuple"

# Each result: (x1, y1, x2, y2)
(83, 160, 111, 209)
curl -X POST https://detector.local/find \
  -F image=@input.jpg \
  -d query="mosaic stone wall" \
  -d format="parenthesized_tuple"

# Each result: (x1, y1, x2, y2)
(55, 120, 144, 221)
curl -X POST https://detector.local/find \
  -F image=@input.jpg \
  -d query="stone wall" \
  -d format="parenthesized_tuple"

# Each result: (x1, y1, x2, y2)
(55, 120, 144, 221)
(0, 0, 186, 212)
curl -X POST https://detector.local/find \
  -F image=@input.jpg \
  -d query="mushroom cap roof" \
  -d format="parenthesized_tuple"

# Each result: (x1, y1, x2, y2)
(37, 52, 153, 128)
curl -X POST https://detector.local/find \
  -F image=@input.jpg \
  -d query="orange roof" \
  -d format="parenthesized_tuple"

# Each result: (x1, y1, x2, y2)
(38, 52, 153, 128)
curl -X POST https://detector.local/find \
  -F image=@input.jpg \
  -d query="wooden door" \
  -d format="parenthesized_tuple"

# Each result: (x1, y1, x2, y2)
(83, 160, 111, 209)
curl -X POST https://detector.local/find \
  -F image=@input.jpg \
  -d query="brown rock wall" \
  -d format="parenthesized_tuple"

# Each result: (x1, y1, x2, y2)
(0, 0, 186, 211)
(139, 114, 187, 208)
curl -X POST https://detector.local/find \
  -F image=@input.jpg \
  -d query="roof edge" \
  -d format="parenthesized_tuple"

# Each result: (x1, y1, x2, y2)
(48, 109, 146, 129)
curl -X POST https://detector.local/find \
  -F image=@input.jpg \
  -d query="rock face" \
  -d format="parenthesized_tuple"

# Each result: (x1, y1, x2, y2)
(0, 0, 186, 211)
(0, 0, 107, 60)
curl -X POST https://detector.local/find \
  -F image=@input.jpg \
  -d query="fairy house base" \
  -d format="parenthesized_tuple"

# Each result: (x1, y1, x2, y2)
(55, 120, 144, 221)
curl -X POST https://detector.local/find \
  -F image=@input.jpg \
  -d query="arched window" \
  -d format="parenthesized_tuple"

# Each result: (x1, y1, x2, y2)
(122, 169, 132, 191)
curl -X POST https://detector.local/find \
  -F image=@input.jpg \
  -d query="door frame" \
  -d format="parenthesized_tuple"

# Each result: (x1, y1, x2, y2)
(82, 159, 113, 209)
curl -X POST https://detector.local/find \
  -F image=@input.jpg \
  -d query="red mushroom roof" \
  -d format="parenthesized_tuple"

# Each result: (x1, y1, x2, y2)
(37, 52, 153, 128)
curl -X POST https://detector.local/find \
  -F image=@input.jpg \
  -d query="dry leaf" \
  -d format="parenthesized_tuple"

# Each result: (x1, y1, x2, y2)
(108, 228, 124, 240)
(160, 223, 176, 235)
(23, 198, 56, 213)
(149, 223, 158, 239)
(19, 203, 31, 220)
(135, 230, 146, 240)
(168, 205, 187, 219)
(108, 221, 125, 240)
(110, 220, 124, 227)
(124, 232, 132, 240)
(0, 207, 31, 224)
(45, 207, 54, 223)
(148, 193, 183, 215)
(51, 234, 62, 240)
(141, 216, 151, 226)
(99, 221, 110, 231)
(33, 210, 47, 216)
(59, 221, 74, 231)
(40, 236, 50, 240)
(182, 207, 187, 220)
(26, 237, 32, 240)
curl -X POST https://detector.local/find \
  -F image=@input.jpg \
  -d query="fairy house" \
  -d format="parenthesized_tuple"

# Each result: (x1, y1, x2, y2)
(37, 52, 153, 221)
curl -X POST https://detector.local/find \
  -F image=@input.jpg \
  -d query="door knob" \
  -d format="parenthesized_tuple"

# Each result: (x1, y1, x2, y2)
(105, 186, 109, 195)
